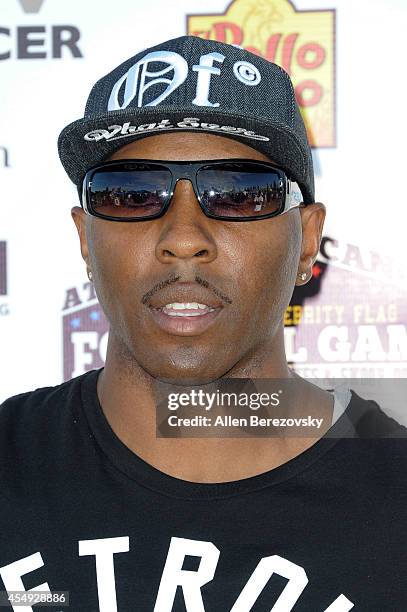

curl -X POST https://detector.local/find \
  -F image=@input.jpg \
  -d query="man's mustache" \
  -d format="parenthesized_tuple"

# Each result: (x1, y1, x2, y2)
(141, 273, 232, 305)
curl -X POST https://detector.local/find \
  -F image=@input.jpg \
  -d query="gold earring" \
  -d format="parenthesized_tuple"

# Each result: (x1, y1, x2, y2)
(298, 272, 307, 281)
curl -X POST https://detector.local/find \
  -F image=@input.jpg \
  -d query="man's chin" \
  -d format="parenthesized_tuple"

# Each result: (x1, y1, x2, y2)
(151, 371, 224, 387)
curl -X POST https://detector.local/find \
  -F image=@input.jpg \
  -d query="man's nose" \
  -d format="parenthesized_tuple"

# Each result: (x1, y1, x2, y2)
(155, 179, 218, 263)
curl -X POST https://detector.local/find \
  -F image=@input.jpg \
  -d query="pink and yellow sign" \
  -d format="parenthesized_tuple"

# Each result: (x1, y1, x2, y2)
(187, 0, 336, 147)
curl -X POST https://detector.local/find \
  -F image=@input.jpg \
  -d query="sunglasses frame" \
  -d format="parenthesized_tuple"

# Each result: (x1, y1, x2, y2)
(81, 159, 305, 222)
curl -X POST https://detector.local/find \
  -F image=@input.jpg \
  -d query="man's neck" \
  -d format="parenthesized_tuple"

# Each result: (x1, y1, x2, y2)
(96, 330, 334, 483)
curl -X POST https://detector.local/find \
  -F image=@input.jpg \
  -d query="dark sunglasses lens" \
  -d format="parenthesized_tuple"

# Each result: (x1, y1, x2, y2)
(88, 165, 171, 218)
(197, 163, 284, 218)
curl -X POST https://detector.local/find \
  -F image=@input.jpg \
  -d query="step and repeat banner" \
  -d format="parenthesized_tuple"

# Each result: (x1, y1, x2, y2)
(1, 0, 406, 402)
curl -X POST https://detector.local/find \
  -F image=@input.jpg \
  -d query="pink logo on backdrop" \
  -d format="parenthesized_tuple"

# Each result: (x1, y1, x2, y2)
(62, 282, 108, 381)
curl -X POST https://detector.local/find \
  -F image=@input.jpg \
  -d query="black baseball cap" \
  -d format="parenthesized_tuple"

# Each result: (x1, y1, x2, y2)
(58, 35, 315, 203)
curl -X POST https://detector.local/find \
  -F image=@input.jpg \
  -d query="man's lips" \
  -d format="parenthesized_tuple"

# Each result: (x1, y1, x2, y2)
(148, 304, 223, 336)
(144, 280, 229, 336)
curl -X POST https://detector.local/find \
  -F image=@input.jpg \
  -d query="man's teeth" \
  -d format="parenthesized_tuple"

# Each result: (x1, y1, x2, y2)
(160, 302, 216, 317)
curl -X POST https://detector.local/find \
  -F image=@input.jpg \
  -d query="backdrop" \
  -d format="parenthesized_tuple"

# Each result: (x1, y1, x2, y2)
(1, 0, 406, 403)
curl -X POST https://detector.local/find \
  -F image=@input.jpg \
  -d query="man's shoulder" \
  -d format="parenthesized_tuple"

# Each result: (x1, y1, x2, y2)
(0, 371, 94, 442)
(0, 371, 98, 503)
(347, 389, 407, 439)
(334, 390, 407, 496)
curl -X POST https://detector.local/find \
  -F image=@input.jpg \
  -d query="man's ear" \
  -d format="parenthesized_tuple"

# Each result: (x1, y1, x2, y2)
(296, 202, 326, 285)
(71, 206, 90, 266)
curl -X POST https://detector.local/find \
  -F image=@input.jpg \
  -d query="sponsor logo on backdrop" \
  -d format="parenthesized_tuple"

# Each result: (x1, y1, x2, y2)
(62, 282, 107, 381)
(0, 146, 10, 168)
(187, 0, 336, 147)
(286, 236, 407, 377)
(0, 0, 82, 60)
(0, 241, 9, 316)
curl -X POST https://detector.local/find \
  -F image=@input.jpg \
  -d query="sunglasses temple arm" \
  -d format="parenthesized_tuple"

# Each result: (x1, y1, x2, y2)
(281, 180, 304, 215)
(82, 179, 91, 214)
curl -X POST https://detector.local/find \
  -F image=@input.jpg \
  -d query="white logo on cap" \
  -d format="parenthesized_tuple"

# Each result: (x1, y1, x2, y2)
(84, 117, 270, 143)
(107, 50, 261, 111)
(192, 52, 224, 107)
(233, 61, 261, 86)
(108, 51, 188, 110)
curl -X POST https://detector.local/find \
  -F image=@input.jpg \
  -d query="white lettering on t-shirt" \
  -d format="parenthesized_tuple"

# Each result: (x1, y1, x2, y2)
(0, 537, 355, 611)
(0, 552, 51, 612)
(323, 594, 354, 611)
(78, 536, 129, 612)
(230, 554, 308, 611)
(153, 536, 220, 611)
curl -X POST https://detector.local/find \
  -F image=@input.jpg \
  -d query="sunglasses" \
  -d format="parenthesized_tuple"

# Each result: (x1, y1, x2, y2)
(81, 159, 305, 222)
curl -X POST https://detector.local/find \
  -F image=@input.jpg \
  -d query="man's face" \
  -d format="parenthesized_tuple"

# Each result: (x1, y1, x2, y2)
(72, 132, 312, 384)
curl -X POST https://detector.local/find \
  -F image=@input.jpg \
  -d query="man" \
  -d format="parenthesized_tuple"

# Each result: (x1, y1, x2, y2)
(0, 36, 406, 611)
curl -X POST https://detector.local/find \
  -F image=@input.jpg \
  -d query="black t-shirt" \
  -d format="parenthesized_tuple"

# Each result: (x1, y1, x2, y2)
(0, 369, 406, 611)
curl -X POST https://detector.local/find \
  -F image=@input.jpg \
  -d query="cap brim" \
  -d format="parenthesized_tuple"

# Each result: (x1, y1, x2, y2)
(58, 106, 314, 203)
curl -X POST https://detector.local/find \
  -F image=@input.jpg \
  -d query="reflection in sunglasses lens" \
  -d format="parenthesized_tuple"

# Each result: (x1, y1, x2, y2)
(197, 164, 284, 217)
(89, 166, 171, 218)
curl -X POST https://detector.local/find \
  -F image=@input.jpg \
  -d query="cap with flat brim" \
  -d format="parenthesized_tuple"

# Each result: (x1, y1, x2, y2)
(57, 36, 315, 204)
